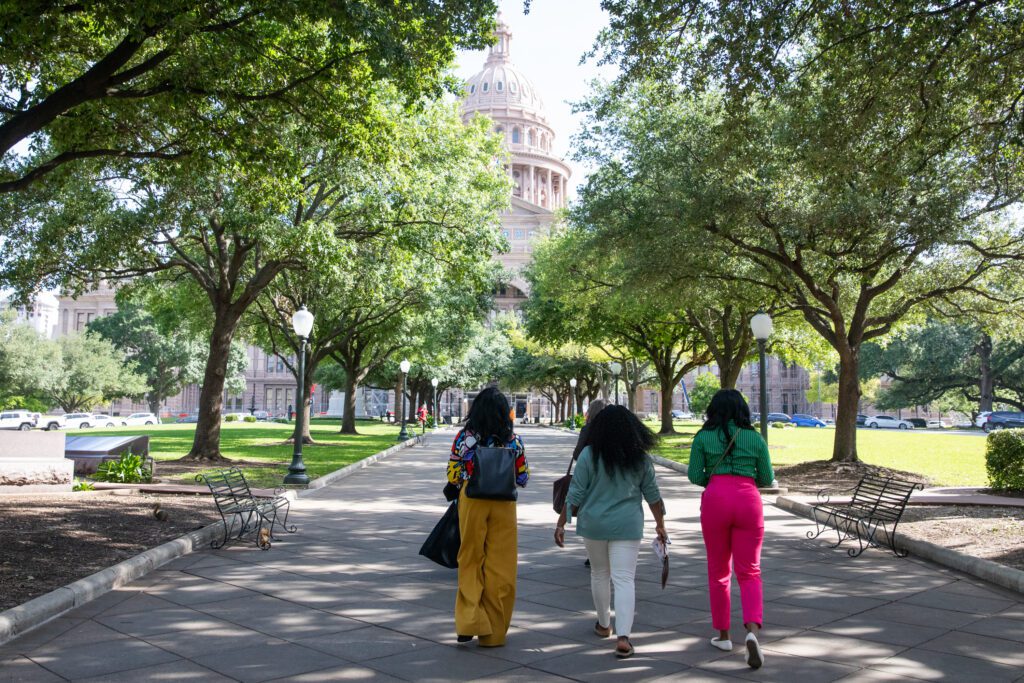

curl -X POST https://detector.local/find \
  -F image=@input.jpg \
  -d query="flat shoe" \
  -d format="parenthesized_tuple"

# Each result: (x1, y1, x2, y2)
(710, 637, 733, 651)
(594, 622, 612, 638)
(615, 639, 634, 659)
(456, 635, 474, 643)
(745, 632, 764, 669)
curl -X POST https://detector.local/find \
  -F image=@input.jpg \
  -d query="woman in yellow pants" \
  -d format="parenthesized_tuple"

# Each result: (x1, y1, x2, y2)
(447, 387, 529, 647)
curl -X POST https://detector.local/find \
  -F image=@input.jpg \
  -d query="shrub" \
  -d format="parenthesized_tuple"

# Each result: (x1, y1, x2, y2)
(94, 452, 152, 484)
(224, 413, 238, 422)
(770, 421, 788, 429)
(72, 479, 95, 492)
(985, 429, 1024, 491)
(243, 415, 257, 423)
(564, 414, 585, 429)
(426, 415, 436, 428)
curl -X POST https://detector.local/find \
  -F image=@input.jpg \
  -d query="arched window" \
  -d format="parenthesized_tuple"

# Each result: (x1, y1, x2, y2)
(496, 81, 503, 91)
(510, 82, 517, 93)
(512, 127, 521, 144)
(469, 85, 475, 94)
(482, 82, 489, 92)
(495, 126, 504, 136)
(528, 129, 536, 146)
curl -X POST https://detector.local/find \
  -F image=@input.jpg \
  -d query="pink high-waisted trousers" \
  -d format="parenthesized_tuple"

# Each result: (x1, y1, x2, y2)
(699, 474, 764, 630)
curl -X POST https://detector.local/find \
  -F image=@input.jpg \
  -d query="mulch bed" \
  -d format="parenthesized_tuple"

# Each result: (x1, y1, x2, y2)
(0, 493, 217, 612)
(774, 459, 932, 494)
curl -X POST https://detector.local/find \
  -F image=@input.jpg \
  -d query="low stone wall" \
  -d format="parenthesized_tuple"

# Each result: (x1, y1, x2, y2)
(0, 431, 73, 492)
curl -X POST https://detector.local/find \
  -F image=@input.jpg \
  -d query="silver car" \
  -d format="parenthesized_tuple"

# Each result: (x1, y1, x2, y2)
(865, 415, 914, 430)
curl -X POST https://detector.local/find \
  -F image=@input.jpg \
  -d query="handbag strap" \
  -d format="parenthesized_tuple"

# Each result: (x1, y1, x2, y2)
(705, 428, 740, 479)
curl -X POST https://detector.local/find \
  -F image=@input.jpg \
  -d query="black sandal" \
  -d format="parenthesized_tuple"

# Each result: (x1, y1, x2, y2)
(457, 635, 474, 643)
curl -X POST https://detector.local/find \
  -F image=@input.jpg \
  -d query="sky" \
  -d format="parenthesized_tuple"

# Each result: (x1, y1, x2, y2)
(454, 0, 616, 200)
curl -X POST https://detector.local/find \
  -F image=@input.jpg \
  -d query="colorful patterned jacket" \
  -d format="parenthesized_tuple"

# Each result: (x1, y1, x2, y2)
(447, 428, 529, 488)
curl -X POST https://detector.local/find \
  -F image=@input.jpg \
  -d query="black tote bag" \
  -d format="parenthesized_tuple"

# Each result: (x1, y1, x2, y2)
(419, 500, 461, 568)
(465, 446, 517, 501)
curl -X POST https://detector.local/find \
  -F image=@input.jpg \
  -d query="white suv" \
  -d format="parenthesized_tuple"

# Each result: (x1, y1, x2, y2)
(120, 412, 160, 426)
(0, 411, 37, 431)
(37, 414, 66, 431)
(64, 413, 96, 429)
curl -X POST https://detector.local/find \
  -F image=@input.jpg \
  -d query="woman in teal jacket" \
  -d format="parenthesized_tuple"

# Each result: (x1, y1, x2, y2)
(554, 405, 667, 658)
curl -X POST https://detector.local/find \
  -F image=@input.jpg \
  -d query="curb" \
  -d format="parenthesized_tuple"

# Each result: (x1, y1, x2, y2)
(775, 495, 1024, 596)
(0, 434, 424, 646)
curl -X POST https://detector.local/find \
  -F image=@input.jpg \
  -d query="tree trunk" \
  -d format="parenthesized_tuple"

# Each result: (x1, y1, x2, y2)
(977, 333, 994, 412)
(718, 356, 746, 389)
(147, 392, 161, 416)
(659, 378, 676, 435)
(832, 348, 861, 463)
(341, 371, 359, 434)
(185, 314, 236, 461)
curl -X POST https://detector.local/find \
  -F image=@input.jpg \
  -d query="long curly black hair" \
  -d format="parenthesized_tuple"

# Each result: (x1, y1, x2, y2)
(584, 405, 657, 476)
(700, 389, 756, 451)
(465, 386, 513, 442)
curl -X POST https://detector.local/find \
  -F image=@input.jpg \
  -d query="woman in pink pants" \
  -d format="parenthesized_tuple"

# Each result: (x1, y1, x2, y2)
(688, 389, 774, 670)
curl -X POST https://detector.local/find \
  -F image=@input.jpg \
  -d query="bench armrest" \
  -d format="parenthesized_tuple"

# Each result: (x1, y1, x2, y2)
(814, 484, 857, 506)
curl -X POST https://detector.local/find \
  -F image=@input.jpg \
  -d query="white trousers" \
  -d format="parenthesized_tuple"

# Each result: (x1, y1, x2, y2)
(583, 538, 641, 637)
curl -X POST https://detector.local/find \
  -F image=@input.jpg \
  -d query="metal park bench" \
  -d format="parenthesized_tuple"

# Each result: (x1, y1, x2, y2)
(808, 474, 923, 557)
(196, 467, 296, 550)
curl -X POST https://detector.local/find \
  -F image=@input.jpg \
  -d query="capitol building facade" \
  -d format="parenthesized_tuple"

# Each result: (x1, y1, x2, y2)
(461, 15, 570, 311)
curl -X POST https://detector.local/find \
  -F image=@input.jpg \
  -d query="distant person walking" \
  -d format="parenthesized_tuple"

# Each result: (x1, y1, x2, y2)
(554, 405, 666, 659)
(572, 399, 608, 461)
(572, 398, 608, 568)
(447, 386, 529, 647)
(688, 389, 774, 670)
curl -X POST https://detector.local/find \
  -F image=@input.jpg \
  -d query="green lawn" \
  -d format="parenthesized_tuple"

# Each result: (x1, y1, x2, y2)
(80, 418, 407, 488)
(647, 419, 988, 486)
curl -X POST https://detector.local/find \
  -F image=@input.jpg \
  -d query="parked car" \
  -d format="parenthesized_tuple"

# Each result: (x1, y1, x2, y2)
(670, 409, 693, 419)
(865, 415, 914, 430)
(767, 412, 791, 423)
(908, 418, 928, 429)
(926, 419, 945, 429)
(790, 414, 827, 428)
(37, 414, 66, 431)
(63, 412, 96, 429)
(252, 410, 271, 421)
(975, 411, 993, 428)
(0, 410, 37, 431)
(176, 414, 199, 423)
(120, 412, 160, 426)
(982, 411, 1024, 432)
(91, 414, 118, 427)
(856, 414, 869, 426)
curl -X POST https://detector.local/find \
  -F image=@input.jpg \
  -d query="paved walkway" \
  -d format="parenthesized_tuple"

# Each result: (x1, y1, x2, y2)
(2, 426, 1023, 682)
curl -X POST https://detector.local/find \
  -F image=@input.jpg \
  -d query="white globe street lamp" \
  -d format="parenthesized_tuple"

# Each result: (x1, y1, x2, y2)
(285, 306, 314, 486)
(569, 377, 578, 431)
(431, 378, 439, 429)
(398, 359, 411, 441)
(749, 311, 773, 440)
(609, 361, 623, 405)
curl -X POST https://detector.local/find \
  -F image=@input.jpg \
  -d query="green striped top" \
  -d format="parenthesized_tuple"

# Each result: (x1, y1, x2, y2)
(688, 421, 774, 488)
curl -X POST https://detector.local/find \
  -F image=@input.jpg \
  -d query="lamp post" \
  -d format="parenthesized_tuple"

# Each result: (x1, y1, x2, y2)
(284, 306, 314, 486)
(750, 311, 774, 441)
(431, 378, 439, 429)
(569, 378, 577, 431)
(397, 359, 411, 441)
(609, 361, 622, 406)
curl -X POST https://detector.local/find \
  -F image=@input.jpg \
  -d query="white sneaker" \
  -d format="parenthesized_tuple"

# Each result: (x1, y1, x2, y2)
(745, 632, 764, 669)
(710, 637, 733, 651)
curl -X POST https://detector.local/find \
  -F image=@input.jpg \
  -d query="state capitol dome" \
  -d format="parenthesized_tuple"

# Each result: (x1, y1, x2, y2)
(462, 13, 570, 211)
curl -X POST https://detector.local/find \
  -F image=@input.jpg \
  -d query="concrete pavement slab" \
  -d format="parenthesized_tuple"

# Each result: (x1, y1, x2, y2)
(1, 425, 1022, 681)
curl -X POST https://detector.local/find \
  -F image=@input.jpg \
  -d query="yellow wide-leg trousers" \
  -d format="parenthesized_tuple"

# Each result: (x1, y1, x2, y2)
(455, 487, 518, 646)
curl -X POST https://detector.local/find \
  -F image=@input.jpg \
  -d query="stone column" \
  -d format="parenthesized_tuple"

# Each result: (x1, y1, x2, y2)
(545, 169, 553, 209)
(561, 175, 568, 208)
(529, 165, 536, 204)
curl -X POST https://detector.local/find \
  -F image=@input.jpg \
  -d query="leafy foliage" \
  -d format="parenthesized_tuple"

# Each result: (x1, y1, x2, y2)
(94, 452, 152, 484)
(687, 372, 720, 418)
(985, 430, 1024, 491)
